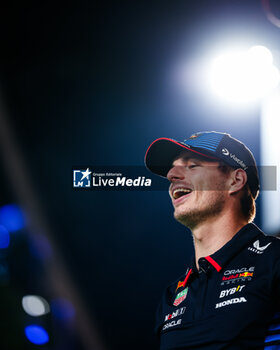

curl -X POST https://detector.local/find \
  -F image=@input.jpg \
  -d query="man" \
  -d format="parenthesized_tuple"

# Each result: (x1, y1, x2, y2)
(145, 131, 280, 350)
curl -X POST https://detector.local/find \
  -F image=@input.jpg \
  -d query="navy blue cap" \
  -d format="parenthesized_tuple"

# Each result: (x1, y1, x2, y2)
(145, 131, 259, 199)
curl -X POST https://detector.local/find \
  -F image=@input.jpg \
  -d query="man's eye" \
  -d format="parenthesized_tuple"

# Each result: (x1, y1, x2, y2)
(188, 165, 198, 169)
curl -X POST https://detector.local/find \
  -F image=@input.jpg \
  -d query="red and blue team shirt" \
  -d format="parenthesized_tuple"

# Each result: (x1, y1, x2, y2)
(155, 223, 280, 350)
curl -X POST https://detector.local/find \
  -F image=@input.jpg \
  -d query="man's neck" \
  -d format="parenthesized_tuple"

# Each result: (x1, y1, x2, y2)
(192, 214, 247, 269)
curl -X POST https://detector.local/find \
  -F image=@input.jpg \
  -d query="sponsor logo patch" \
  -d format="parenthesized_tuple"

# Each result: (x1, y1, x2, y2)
(162, 319, 182, 331)
(219, 285, 245, 298)
(221, 267, 255, 285)
(173, 287, 188, 307)
(224, 267, 254, 275)
(164, 307, 186, 321)
(239, 272, 253, 277)
(176, 281, 184, 291)
(248, 240, 271, 254)
(215, 297, 247, 309)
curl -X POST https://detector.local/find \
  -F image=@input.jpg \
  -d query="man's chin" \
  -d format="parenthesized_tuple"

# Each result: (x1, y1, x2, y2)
(174, 211, 198, 230)
(174, 201, 225, 229)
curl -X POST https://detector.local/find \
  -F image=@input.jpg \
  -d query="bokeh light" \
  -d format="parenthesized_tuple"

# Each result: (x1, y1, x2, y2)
(51, 299, 75, 321)
(22, 295, 50, 317)
(0, 204, 25, 232)
(29, 234, 53, 262)
(24, 325, 49, 345)
(0, 225, 10, 248)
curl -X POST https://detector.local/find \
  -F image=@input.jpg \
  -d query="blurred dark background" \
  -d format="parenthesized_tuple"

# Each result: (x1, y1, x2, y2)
(0, 1, 279, 349)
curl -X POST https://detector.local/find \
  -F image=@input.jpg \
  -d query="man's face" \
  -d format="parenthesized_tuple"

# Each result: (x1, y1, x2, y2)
(167, 153, 231, 229)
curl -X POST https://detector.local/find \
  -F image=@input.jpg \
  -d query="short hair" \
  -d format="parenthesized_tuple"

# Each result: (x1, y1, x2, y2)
(240, 184, 256, 223)
(218, 162, 256, 223)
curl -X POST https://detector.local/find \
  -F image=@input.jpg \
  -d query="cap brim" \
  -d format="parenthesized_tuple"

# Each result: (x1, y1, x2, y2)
(144, 138, 218, 177)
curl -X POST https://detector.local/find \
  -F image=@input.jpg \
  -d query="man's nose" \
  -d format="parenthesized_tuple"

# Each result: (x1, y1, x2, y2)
(167, 166, 185, 182)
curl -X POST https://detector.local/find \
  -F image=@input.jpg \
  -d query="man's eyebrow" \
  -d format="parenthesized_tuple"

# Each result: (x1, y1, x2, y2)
(184, 157, 201, 162)
(172, 156, 202, 166)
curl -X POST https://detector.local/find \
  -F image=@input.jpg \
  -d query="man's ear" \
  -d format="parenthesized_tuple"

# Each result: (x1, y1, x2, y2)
(228, 169, 247, 195)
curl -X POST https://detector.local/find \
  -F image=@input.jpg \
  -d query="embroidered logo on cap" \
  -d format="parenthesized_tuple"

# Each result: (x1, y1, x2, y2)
(189, 134, 199, 139)
(222, 148, 229, 156)
(220, 149, 247, 170)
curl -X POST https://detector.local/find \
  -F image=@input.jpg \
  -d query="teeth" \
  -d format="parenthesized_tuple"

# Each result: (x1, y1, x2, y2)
(173, 188, 192, 199)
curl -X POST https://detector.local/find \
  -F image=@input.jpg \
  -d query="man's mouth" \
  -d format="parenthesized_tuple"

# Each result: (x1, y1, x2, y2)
(172, 188, 192, 200)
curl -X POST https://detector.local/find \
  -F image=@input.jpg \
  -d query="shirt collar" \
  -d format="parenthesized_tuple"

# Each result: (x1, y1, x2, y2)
(210, 223, 262, 270)
(187, 223, 262, 274)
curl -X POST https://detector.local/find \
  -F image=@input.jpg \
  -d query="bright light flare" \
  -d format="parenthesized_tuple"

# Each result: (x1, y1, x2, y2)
(247, 45, 273, 66)
(261, 90, 280, 234)
(208, 45, 280, 107)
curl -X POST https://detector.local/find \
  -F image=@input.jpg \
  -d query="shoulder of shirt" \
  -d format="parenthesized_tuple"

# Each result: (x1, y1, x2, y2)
(251, 223, 280, 256)
(164, 271, 188, 297)
(253, 224, 280, 243)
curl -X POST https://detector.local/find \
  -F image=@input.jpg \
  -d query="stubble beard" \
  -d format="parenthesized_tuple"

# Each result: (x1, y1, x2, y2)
(174, 191, 226, 230)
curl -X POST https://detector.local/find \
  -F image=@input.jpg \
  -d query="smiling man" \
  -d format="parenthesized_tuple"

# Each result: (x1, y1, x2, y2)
(145, 131, 280, 350)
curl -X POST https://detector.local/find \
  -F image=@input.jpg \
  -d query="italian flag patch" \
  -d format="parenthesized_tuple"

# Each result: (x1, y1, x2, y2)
(173, 287, 188, 306)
